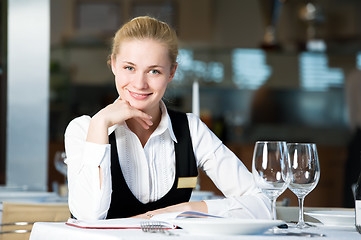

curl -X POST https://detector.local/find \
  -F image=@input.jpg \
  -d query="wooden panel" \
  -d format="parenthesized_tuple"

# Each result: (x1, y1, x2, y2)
(177, 0, 213, 42)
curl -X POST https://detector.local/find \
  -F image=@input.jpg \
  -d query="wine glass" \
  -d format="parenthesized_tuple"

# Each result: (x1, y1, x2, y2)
(54, 151, 67, 177)
(287, 143, 320, 228)
(252, 141, 290, 220)
(54, 151, 68, 197)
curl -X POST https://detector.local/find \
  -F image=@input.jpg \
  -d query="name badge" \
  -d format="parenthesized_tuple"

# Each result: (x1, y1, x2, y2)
(177, 177, 197, 189)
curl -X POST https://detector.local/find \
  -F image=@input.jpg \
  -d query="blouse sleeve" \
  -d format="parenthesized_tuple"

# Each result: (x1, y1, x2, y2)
(64, 116, 112, 220)
(186, 113, 271, 219)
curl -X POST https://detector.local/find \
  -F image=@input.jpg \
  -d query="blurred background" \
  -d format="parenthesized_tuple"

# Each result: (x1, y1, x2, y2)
(1, 0, 361, 208)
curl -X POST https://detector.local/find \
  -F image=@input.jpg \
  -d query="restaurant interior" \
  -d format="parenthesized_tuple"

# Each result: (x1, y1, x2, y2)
(1, 0, 361, 237)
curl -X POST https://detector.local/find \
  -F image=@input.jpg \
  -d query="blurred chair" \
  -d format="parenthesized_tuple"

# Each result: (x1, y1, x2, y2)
(0, 201, 69, 240)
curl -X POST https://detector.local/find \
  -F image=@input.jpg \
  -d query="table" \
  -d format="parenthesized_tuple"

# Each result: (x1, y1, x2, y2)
(29, 222, 360, 240)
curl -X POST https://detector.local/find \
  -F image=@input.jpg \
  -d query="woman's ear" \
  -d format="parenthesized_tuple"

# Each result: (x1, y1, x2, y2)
(168, 63, 178, 82)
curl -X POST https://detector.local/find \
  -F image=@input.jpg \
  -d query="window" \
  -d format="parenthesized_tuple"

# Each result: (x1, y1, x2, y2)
(299, 52, 344, 91)
(232, 49, 272, 89)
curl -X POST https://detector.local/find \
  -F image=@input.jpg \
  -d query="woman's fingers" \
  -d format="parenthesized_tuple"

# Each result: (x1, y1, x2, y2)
(111, 100, 146, 120)
(134, 117, 153, 130)
(111, 98, 156, 130)
(120, 100, 154, 129)
(132, 109, 153, 129)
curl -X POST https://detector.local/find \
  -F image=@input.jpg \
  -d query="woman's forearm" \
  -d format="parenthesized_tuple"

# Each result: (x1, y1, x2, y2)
(86, 114, 110, 188)
(134, 201, 208, 219)
(86, 113, 110, 144)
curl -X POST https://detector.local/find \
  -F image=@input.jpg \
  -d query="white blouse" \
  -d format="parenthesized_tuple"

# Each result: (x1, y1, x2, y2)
(64, 102, 271, 220)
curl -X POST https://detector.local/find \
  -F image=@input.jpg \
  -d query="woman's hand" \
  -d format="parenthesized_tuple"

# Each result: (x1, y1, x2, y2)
(86, 98, 153, 189)
(86, 98, 153, 145)
(98, 98, 153, 130)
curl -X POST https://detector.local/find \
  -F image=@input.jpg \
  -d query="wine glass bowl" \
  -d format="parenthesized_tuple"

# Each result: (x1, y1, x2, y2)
(54, 151, 67, 177)
(252, 141, 290, 220)
(287, 143, 320, 228)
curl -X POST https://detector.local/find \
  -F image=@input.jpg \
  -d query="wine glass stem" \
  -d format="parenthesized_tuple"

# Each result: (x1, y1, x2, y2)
(271, 198, 277, 220)
(298, 196, 305, 226)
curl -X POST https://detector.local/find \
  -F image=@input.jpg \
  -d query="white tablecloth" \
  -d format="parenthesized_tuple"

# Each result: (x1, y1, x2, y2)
(29, 222, 361, 240)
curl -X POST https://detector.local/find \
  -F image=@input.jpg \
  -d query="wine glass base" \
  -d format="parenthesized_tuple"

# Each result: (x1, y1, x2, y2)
(287, 222, 316, 229)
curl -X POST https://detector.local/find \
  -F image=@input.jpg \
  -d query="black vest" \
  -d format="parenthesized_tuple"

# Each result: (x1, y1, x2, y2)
(106, 109, 198, 219)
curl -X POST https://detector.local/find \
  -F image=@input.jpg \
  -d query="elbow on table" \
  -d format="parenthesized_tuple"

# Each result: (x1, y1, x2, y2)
(69, 207, 107, 221)
(68, 198, 108, 221)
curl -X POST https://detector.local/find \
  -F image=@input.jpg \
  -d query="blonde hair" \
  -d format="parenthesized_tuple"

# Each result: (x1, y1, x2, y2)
(109, 16, 178, 68)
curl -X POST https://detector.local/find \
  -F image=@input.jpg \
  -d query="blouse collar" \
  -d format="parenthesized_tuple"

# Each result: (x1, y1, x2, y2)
(152, 101, 178, 143)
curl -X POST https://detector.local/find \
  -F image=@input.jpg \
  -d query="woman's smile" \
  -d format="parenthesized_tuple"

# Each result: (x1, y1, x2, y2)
(127, 89, 153, 100)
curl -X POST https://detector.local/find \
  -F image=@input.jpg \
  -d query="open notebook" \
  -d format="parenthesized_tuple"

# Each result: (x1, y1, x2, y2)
(66, 211, 221, 229)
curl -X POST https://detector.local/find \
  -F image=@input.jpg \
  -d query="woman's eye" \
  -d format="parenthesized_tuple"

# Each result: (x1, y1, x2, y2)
(125, 66, 134, 71)
(150, 69, 160, 74)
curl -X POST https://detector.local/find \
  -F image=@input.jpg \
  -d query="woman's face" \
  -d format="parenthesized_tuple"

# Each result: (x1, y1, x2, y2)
(111, 38, 176, 113)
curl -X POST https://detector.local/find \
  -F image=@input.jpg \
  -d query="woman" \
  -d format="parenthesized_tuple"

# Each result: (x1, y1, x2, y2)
(65, 16, 271, 220)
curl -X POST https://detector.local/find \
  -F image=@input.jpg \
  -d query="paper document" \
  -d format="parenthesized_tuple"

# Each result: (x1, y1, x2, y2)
(66, 218, 173, 229)
(66, 211, 221, 229)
